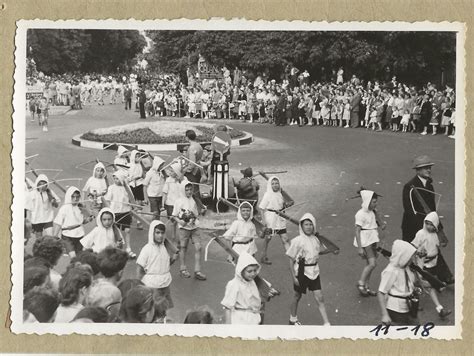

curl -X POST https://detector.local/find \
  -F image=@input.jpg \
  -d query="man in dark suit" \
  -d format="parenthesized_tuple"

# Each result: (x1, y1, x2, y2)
(401, 155, 437, 242)
(124, 84, 133, 110)
(350, 89, 361, 128)
(274, 92, 287, 126)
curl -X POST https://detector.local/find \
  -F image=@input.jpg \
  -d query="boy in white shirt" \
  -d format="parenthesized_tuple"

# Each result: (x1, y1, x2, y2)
(26, 174, 60, 239)
(137, 220, 178, 319)
(172, 183, 206, 281)
(286, 213, 330, 326)
(53, 186, 93, 258)
(258, 176, 289, 265)
(143, 156, 166, 220)
(223, 201, 258, 257)
(354, 190, 384, 297)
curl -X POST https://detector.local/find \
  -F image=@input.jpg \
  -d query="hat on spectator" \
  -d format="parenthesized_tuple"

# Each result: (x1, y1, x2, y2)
(240, 167, 253, 177)
(412, 155, 434, 169)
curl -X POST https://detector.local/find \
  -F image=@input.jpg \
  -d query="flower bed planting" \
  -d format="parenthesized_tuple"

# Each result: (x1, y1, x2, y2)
(81, 121, 244, 144)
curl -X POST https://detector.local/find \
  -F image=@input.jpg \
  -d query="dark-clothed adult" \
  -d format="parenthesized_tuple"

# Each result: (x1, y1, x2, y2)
(124, 85, 133, 110)
(350, 90, 361, 128)
(138, 89, 146, 119)
(401, 155, 437, 242)
(274, 93, 287, 126)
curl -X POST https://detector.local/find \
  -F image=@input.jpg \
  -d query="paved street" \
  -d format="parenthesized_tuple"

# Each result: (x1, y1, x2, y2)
(24, 103, 456, 326)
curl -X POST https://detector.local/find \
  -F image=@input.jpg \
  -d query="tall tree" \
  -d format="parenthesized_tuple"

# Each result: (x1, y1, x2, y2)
(27, 29, 91, 74)
(27, 29, 147, 75)
(145, 30, 456, 86)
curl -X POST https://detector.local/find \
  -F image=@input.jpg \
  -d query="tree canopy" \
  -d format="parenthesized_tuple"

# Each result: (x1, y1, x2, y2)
(145, 30, 456, 86)
(27, 29, 147, 75)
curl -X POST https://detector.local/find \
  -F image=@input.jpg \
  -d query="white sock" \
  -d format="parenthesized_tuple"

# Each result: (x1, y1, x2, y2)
(436, 305, 443, 313)
(289, 315, 298, 322)
(324, 322, 331, 326)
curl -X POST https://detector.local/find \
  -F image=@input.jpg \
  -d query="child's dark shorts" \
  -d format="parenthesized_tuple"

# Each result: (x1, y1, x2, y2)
(387, 309, 419, 326)
(114, 212, 132, 230)
(62, 235, 84, 254)
(294, 275, 321, 294)
(31, 221, 53, 233)
(130, 184, 144, 201)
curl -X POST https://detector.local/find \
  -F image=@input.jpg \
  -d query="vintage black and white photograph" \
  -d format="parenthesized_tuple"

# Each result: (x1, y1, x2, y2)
(10, 19, 465, 339)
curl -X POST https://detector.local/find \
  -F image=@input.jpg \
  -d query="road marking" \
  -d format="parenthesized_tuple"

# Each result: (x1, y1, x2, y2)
(439, 181, 444, 184)
(331, 214, 337, 217)
(384, 215, 390, 218)
(396, 182, 401, 184)
(355, 182, 359, 185)
(375, 182, 380, 185)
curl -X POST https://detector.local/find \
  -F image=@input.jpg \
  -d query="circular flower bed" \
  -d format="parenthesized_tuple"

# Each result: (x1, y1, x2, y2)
(81, 121, 245, 144)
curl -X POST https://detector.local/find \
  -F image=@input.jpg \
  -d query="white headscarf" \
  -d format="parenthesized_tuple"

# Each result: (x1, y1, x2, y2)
(93, 162, 106, 178)
(298, 212, 317, 236)
(424, 211, 439, 232)
(237, 201, 254, 221)
(360, 189, 376, 212)
(147, 219, 166, 245)
(389, 240, 417, 269)
(265, 175, 282, 198)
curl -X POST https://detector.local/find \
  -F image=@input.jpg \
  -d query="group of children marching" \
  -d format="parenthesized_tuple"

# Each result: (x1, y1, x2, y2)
(24, 146, 453, 326)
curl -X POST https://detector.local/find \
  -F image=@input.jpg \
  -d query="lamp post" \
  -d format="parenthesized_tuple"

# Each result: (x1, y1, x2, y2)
(211, 130, 232, 211)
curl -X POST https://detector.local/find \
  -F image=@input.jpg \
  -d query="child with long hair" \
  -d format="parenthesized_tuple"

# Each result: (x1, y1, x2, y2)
(54, 266, 93, 323)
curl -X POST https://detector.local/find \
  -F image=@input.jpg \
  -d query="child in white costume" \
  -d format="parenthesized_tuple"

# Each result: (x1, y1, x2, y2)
(286, 213, 330, 326)
(223, 201, 258, 257)
(258, 176, 289, 264)
(221, 252, 262, 325)
(53, 186, 92, 257)
(26, 174, 60, 239)
(137, 220, 178, 315)
(354, 189, 383, 297)
(82, 162, 108, 212)
(412, 212, 452, 319)
(81, 208, 122, 254)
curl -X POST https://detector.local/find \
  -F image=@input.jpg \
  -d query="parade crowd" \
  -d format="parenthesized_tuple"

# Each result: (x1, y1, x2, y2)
(23, 62, 455, 326)
(27, 66, 456, 138)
